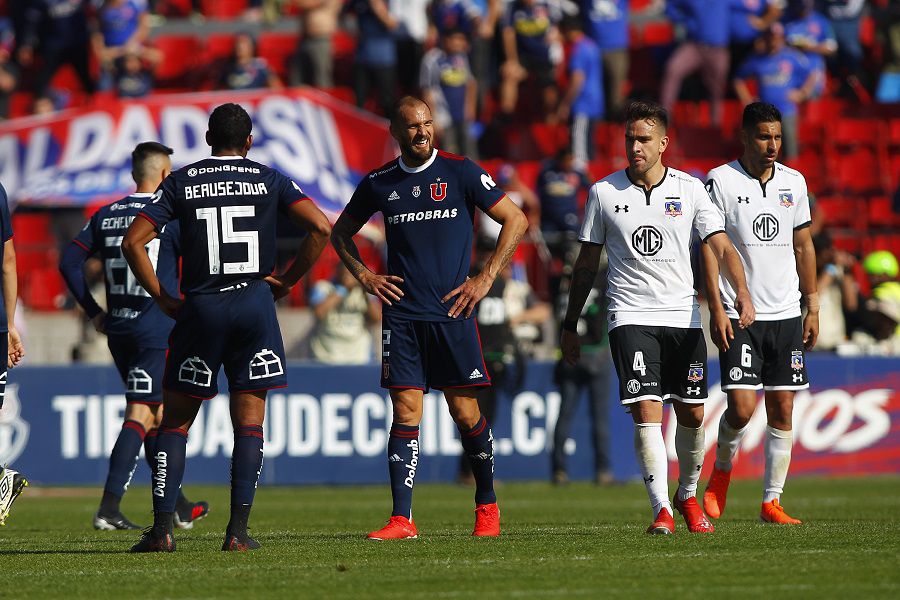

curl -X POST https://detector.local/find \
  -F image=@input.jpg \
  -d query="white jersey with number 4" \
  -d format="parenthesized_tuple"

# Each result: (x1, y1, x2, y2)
(580, 167, 725, 330)
(706, 160, 811, 321)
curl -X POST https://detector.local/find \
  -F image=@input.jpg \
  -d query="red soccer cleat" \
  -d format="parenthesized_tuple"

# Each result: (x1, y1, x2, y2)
(760, 499, 803, 525)
(673, 495, 715, 533)
(703, 466, 732, 519)
(367, 516, 418, 540)
(472, 503, 500, 537)
(646, 507, 675, 535)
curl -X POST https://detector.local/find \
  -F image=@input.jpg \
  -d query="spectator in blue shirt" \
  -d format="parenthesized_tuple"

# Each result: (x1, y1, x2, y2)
(580, 0, 628, 120)
(558, 15, 603, 170)
(729, 0, 785, 73)
(661, 0, 731, 125)
(500, 0, 562, 120)
(92, 1, 158, 91)
(816, 0, 866, 96)
(420, 29, 478, 157)
(350, 0, 399, 115)
(734, 23, 816, 160)
(17, 0, 95, 96)
(220, 32, 282, 91)
(785, 0, 837, 99)
(113, 49, 158, 98)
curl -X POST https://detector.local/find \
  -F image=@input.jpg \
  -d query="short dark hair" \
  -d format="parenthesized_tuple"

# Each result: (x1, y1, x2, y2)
(389, 96, 430, 128)
(559, 14, 582, 32)
(208, 103, 252, 151)
(625, 100, 668, 131)
(131, 141, 173, 184)
(742, 102, 782, 131)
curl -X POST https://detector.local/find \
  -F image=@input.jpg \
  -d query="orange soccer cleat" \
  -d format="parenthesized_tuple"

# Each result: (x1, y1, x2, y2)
(673, 495, 715, 533)
(760, 499, 803, 525)
(367, 515, 418, 540)
(646, 507, 675, 535)
(472, 503, 500, 537)
(703, 466, 732, 519)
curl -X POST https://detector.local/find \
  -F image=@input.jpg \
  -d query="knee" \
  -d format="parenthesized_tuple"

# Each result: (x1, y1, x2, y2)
(676, 405, 704, 428)
(448, 402, 481, 430)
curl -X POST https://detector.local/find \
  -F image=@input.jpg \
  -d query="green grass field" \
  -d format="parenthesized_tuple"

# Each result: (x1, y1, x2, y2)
(2, 477, 899, 598)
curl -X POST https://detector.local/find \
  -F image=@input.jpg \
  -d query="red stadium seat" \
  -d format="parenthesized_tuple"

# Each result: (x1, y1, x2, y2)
(151, 35, 202, 85)
(802, 98, 844, 124)
(888, 119, 900, 148)
(257, 32, 299, 79)
(832, 151, 886, 195)
(816, 196, 864, 230)
(200, 0, 247, 19)
(830, 231, 863, 254)
(867, 195, 900, 229)
(832, 118, 880, 152)
(203, 33, 237, 63)
(788, 153, 828, 194)
(155, 0, 192, 17)
(528, 123, 568, 157)
(641, 22, 674, 47)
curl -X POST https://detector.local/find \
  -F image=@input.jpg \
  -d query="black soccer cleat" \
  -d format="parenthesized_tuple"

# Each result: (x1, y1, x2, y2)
(93, 510, 142, 531)
(130, 526, 176, 553)
(174, 500, 210, 530)
(222, 530, 261, 552)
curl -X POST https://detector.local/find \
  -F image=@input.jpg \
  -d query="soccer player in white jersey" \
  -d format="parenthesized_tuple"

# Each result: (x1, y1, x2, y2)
(701, 102, 818, 525)
(561, 100, 756, 535)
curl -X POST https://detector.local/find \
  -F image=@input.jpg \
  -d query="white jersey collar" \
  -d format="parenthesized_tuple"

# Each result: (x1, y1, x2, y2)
(207, 155, 245, 160)
(130, 192, 154, 197)
(399, 149, 438, 173)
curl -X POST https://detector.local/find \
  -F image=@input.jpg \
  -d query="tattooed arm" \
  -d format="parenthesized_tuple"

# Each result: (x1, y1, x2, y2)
(442, 195, 528, 318)
(331, 211, 405, 306)
(560, 242, 604, 365)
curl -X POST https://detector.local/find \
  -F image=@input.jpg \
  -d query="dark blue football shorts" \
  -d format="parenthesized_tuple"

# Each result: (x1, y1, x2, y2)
(380, 312, 491, 392)
(164, 280, 287, 399)
(108, 335, 166, 404)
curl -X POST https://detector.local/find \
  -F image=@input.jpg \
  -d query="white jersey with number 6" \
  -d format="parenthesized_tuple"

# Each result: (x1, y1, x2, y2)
(706, 160, 811, 321)
(579, 167, 725, 330)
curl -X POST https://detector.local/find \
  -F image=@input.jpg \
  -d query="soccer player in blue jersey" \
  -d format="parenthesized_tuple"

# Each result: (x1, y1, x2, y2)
(122, 104, 331, 552)
(0, 181, 27, 526)
(59, 142, 208, 531)
(331, 96, 529, 539)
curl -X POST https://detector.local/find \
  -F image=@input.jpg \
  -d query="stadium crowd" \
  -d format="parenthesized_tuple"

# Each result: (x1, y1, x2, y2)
(0, 0, 898, 360)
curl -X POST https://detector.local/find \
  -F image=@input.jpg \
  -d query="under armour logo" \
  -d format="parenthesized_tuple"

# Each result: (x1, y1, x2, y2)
(793, 374, 804, 383)
(737, 196, 750, 204)
(686, 387, 701, 395)
(615, 205, 629, 213)
(643, 475, 654, 483)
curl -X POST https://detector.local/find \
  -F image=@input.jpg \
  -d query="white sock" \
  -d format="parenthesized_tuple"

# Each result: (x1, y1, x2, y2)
(714, 413, 748, 472)
(763, 426, 793, 503)
(634, 423, 670, 518)
(675, 423, 704, 501)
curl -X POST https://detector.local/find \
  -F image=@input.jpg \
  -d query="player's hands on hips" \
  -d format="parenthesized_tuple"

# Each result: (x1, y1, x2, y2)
(156, 289, 184, 319)
(264, 274, 292, 301)
(7, 327, 24, 368)
(560, 329, 580, 365)
(802, 310, 819, 350)
(709, 307, 734, 352)
(360, 270, 404, 306)
(91, 312, 108, 335)
(442, 273, 491, 318)
(734, 289, 756, 329)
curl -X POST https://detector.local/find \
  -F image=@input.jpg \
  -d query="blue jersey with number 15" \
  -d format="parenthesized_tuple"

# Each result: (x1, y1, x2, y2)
(344, 149, 505, 321)
(138, 156, 308, 295)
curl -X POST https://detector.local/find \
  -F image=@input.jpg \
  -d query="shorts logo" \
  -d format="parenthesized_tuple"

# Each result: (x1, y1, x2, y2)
(412, 185, 421, 198)
(179, 357, 213, 387)
(686, 387, 701, 395)
(753, 213, 779, 241)
(779, 192, 794, 207)
(382, 362, 390, 380)
(729, 367, 743, 381)
(793, 373, 804, 383)
(249, 349, 284, 380)
(631, 225, 663, 256)
(664, 199, 682, 217)
(430, 182, 448, 201)
(469, 368, 483, 379)
(127, 368, 153, 394)
(790, 351, 804, 370)
(687, 363, 704, 383)
(626, 379, 641, 394)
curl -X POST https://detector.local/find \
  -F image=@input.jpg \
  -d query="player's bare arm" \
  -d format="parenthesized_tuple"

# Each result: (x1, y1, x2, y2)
(331, 211, 405, 305)
(701, 242, 733, 352)
(706, 232, 756, 328)
(793, 226, 819, 350)
(442, 196, 527, 319)
(122, 216, 181, 318)
(560, 242, 603, 366)
(264, 200, 331, 300)
(3, 238, 23, 368)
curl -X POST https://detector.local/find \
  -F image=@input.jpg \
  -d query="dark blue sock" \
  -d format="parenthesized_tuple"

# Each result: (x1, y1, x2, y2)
(388, 424, 419, 520)
(231, 425, 264, 508)
(143, 427, 158, 476)
(153, 427, 188, 514)
(460, 416, 496, 505)
(103, 420, 145, 503)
